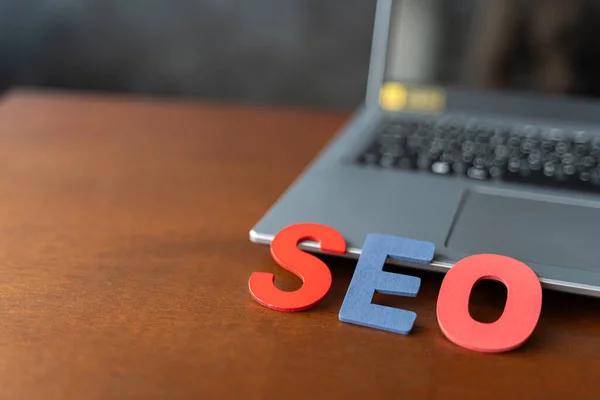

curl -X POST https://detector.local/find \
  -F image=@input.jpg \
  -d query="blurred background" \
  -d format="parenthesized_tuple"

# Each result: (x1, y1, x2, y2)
(0, 0, 377, 110)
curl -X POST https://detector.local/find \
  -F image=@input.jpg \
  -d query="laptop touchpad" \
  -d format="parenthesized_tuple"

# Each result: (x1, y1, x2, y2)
(447, 191, 600, 272)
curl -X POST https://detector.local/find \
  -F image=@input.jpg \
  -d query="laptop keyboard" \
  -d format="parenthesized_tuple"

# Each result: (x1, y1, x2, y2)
(355, 115, 600, 193)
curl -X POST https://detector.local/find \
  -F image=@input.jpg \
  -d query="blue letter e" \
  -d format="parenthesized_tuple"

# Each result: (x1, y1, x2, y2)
(339, 233, 435, 335)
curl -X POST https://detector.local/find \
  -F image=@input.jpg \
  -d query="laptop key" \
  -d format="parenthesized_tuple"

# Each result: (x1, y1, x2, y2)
(452, 161, 467, 175)
(379, 154, 397, 168)
(467, 167, 488, 180)
(432, 161, 451, 175)
(397, 157, 416, 170)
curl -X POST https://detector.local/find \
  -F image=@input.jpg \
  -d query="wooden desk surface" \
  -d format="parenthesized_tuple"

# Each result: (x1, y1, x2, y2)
(0, 89, 599, 399)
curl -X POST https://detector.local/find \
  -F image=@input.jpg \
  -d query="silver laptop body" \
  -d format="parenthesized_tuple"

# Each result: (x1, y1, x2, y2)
(250, 0, 600, 297)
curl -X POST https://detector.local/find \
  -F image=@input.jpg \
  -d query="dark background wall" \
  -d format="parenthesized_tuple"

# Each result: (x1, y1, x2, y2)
(0, 0, 377, 109)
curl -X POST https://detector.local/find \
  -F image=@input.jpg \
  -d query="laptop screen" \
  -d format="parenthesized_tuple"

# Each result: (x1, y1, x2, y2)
(385, 0, 600, 100)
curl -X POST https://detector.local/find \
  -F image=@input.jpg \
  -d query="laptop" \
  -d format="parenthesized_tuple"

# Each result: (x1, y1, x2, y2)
(250, 0, 600, 297)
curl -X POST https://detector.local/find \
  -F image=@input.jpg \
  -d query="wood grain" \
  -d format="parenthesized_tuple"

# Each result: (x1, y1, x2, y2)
(0, 88, 598, 399)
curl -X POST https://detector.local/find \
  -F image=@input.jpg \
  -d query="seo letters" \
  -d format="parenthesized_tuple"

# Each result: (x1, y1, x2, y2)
(248, 223, 543, 353)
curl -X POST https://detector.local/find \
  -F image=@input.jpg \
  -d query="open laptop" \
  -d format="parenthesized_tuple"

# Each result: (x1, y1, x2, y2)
(250, 0, 600, 297)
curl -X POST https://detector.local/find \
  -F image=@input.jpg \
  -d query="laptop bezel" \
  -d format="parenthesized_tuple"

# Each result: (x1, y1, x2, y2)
(365, 0, 394, 109)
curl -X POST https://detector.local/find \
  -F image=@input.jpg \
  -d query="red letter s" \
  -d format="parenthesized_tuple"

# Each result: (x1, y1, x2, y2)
(248, 223, 346, 312)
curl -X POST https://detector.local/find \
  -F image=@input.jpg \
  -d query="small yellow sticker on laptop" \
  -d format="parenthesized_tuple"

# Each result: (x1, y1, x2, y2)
(380, 82, 445, 113)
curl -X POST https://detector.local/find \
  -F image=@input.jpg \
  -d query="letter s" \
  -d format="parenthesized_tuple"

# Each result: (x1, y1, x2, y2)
(248, 223, 346, 312)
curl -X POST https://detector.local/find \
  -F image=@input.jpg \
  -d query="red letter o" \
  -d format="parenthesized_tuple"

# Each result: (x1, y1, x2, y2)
(436, 254, 542, 353)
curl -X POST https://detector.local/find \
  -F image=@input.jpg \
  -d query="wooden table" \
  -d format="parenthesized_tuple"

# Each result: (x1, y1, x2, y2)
(0, 89, 599, 399)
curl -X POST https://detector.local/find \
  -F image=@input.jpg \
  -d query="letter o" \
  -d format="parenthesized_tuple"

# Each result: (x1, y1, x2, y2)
(436, 254, 542, 353)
